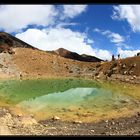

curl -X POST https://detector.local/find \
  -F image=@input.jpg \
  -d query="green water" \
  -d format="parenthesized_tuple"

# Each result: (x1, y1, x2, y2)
(0, 78, 139, 122)
(0, 79, 100, 103)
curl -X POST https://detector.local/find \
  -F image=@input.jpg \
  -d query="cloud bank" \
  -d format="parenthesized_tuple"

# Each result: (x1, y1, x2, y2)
(112, 5, 140, 32)
(0, 5, 57, 32)
(0, 5, 88, 33)
(16, 28, 112, 60)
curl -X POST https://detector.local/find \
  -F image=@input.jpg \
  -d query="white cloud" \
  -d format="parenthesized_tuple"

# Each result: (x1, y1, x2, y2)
(116, 43, 132, 49)
(0, 5, 57, 32)
(15, 28, 111, 60)
(112, 5, 140, 32)
(62, 5, 87, 18)
(87, 39, 94, 44)
(0, 5, 88, 33)
(94, 49, 112, 60)
(15, 28, 94, 55)
(94, 28, 125, 44)
(117, 47, 140, 58)
(107, 32, 124, 44)
(93, 28, 101, 33)
(56, 22, 78, 28)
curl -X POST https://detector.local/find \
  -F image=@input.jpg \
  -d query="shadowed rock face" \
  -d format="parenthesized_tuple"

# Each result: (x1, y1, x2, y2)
(0, 44, 14, 54)
(53, 48, 103, 62)
(0, 32, 37, 53)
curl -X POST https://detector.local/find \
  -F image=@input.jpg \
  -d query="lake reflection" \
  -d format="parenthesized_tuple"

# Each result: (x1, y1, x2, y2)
(0, 79, 139, 122)
(17, 87, 133, 113)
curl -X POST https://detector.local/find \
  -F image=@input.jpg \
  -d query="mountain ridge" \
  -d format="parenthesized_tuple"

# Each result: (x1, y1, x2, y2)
(0, 32, 103, 62)
(52, 48, 103, 62)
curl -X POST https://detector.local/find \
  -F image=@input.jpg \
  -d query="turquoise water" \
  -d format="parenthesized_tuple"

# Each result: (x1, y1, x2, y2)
(0, 79, 139, 122)
(0, 79, 100, 103)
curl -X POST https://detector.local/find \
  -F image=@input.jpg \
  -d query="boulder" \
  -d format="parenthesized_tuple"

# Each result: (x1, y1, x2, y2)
(123, 71, 127, 75)
(122, 64, 126, 69)
(52, 116, 60, 121)
(73, 120, 82, 124)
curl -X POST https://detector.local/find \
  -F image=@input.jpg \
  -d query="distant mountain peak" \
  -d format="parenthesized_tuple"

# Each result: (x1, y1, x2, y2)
(54, 48, 103, 62)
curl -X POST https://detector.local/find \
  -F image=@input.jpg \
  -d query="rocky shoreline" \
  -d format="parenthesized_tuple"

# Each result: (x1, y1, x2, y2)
(0, 107, 140, 136)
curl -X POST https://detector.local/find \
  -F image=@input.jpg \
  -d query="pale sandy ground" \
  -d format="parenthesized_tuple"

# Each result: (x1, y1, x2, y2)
(0, 107, 140, 136)
(0, 125, 12, 135)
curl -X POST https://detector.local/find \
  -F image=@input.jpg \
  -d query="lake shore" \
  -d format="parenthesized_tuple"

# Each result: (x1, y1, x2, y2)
(0, 107, 140, 136)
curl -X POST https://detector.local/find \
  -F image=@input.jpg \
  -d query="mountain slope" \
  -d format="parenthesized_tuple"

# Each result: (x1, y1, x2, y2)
(12, 47, 98, 78)
(0, 32, 37, 53)
(53, 48, 103, 62)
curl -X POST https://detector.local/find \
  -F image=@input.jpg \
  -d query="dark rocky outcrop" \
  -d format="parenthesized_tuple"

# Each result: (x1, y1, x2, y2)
(0, 32, 37, 54)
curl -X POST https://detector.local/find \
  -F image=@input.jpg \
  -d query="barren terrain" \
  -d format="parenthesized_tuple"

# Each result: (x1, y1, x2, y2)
(0, 32, 140, 136)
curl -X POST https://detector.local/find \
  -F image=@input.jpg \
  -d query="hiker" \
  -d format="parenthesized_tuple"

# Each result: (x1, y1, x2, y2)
(112, 55, 115, 61)
(137, 52, 140, 56)
(19, 72, 22, 80)
(117, 54, 122, 73)
(118, 54, 120, 60)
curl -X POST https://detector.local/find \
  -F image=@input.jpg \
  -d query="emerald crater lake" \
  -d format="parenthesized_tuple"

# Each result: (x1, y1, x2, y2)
(0, 78, 139, 122)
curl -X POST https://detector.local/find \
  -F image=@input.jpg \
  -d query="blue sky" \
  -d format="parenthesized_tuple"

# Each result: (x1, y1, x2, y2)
(0, 5, 140, 60)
